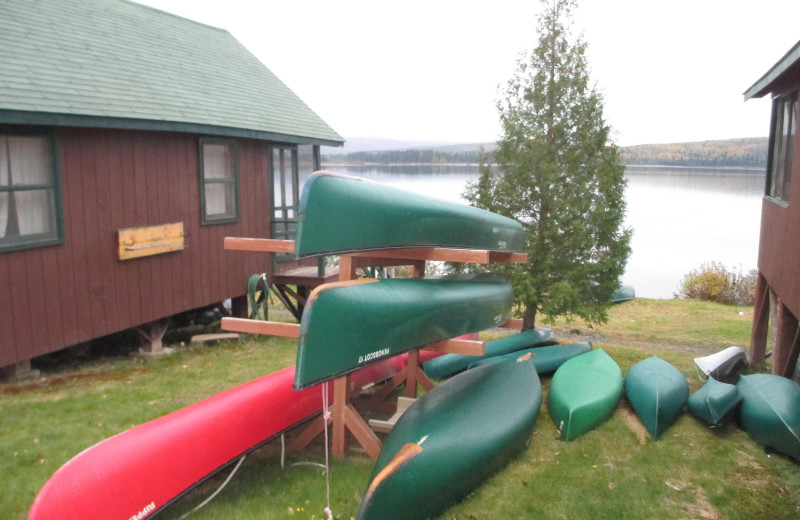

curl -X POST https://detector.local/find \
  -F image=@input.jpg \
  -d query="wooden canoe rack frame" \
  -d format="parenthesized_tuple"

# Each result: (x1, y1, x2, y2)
(222, 237, 526, 459)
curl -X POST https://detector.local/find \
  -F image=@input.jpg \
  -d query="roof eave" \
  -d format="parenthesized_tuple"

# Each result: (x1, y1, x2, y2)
(744, 40, 800, 101)
(0, 110, 345, 147)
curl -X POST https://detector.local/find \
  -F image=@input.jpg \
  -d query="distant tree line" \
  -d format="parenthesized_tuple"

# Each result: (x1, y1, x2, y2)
(321, 137, 768, 169)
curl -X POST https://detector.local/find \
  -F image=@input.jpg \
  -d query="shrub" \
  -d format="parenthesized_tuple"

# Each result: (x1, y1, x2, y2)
(676, 261, 757, 306)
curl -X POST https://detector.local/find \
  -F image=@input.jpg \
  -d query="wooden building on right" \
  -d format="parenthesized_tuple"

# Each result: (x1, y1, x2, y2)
(744, 40, 800, 378)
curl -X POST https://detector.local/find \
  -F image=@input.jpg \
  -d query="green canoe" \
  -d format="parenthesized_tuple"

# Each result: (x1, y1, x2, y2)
(468, 341, 592, 375)
(624, 356, 689, 439)
(737, 374, 800, 460)
(547, 348, 622, 441)
(294, 274, 512, 390)
(611, 284, 636, 304)
(688, 377, 741, 427)
(294, 172, 525, 257)
(357, 356, 541, 520)
(422, 328, 558, 380)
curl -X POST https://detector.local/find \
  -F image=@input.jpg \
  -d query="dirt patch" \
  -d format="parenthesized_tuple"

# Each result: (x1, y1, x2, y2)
(618, 402, 648, 444)
(662, 480, 722, 520)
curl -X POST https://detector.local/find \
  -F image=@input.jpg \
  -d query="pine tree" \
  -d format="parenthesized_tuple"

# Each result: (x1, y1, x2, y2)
(464, 0, 632, 328)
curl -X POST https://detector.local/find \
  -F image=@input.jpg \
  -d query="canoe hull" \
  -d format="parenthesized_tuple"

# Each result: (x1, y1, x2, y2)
(28, 359, 405, 520)
(688, 377, 741, 426)
(624, 356, 689, 439)
(357, 357, 542, 520)
(547, 348, 622, 441)
(423, 327, 558, 380)
(295, 275, 512, 389)
(468, 342, 592, 375)
(737, 374, 800, 460)
(295, 172, 525, 257)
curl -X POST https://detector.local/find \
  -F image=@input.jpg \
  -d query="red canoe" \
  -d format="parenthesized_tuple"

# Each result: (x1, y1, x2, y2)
(28, 357, 406, 520)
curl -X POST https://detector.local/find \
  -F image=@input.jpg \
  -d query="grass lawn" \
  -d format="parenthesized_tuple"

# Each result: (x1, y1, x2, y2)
(2, 298, 799, 519)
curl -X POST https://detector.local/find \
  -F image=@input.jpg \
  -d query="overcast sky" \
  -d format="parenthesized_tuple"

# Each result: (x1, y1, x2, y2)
(135, 0, 800, 146)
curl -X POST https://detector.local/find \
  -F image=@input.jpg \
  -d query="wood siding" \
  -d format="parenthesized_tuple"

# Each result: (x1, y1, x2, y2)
(0, 128, 272, 367)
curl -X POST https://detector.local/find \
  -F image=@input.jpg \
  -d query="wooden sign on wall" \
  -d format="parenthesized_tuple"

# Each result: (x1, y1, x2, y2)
(118, 222, 185, 260)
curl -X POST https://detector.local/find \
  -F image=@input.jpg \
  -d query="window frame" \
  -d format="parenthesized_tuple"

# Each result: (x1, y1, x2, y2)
(270, 144, 319, 242)
(0, 128, 63, 252)
(199, 137, 240, 225)
(766, 89, 797, 206)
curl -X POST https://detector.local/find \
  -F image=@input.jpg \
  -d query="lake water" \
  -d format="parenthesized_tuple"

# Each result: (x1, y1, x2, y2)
(321, 164, 765, 299)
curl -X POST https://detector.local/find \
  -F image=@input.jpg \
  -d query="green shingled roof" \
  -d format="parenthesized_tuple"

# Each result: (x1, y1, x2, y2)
(0, 0, 343, 146)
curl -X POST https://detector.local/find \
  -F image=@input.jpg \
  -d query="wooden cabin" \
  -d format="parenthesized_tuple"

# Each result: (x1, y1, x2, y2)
(744, 40, 800, 379)
(0, 0, 343, 378)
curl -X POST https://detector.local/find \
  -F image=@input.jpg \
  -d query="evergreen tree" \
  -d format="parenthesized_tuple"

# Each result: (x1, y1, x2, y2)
(464, 0, 631, 328)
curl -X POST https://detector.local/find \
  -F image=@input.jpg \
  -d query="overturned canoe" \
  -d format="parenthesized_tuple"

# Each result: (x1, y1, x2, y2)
(295, 274, 512, 389)
(28, 358, 405, 520)
(624, 356, 689, 439)
(294, 171, 525, 257)
(468, 341, 592, 375)
(694, 346, 747, 384)
(548, 348, 622, 441)
(688, 377, 741, 427)
(357, 356, 541, 520)
(422, 328, 558, 380)
(611, 284, 636, 304)
(737, 374, 800, 460)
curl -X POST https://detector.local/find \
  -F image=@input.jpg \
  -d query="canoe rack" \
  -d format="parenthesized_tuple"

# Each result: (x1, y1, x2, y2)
(222, 237, 526, 460)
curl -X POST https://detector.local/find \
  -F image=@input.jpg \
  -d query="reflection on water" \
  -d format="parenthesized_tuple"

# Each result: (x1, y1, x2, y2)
(323, 164, 765, 299)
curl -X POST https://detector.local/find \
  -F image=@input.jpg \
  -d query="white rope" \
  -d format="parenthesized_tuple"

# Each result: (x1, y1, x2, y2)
(322, 382, 334, 520)
(179, 454, 247, 519)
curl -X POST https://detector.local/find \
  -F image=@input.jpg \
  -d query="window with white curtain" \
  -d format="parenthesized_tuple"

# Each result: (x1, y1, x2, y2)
(767, 90, 797, 204)
(200, 138, 238, 223)
(0, 133, 61, 251)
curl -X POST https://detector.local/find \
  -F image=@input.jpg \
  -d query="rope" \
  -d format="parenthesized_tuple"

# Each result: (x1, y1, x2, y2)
(322, 382, 334, 520)
(179, 454, 247, 519)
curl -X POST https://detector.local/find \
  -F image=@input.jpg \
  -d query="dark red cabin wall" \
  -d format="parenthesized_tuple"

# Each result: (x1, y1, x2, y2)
(0, 128, 271, 367)
(758, 126, 800, 318)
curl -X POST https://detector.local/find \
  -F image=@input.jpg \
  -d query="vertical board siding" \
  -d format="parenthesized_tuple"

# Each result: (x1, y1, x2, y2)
(0, 127, 271, 367)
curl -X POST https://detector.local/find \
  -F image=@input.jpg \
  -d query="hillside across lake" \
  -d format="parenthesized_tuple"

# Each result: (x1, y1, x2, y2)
(322, 137, 769, 170)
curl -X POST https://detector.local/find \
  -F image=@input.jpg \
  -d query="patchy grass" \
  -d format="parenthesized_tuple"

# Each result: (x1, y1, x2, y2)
(2, 299, 799, 520)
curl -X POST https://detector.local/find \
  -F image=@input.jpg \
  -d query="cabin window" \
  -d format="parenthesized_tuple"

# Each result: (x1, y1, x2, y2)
(0, 133, 62, 252)
(767, 90, 797, 203)
(200, 138, 239, 224)
(271, 144, 318, 242)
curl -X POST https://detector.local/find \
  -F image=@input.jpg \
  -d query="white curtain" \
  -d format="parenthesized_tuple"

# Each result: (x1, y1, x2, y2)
(1, 135, 53, 240)
(203, 143, 233, 217)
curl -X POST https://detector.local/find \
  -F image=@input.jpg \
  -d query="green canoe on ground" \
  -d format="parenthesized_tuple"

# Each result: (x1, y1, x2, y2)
(611, 284, 636, 304)
(294, 171, 525, 257)
(468, 342, 592, 375)
(294, 274, 512, 390)
(688, 376, 741, 427)
(737, 374, 800, 460)
(357, 356, 542, 520)
(624, 356, 689, 439)
(548, 348, 622, 441)
(422, 328, 558, 380)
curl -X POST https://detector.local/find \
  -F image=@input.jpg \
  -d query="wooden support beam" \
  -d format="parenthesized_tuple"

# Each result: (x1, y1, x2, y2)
(500, 318, 524, 330)
(749, 272, 770, 367)
(224, 237, 295, 253)
(348, 247, 527, 265)
(332, 376, 351, 458)
(221, 317, 300, 338)
(424, 338, 486, 356)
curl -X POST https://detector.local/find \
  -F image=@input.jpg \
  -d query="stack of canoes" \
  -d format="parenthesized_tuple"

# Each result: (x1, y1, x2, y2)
(468, 341, 593, 375)
(688, 377, 741, 427)
(357, 356, 542, 520)
(624, 356, 689, 439)
(422, 328, 558, 380)
(547, 349, 623, 441)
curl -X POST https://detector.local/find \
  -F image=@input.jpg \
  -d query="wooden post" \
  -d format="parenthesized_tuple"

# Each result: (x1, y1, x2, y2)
(749, 272, 770, 367)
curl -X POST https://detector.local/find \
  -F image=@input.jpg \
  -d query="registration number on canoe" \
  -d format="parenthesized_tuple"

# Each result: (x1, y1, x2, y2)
(359, 348, 390, 364)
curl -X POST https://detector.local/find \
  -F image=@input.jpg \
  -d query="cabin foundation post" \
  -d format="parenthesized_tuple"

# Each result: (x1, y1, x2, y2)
(749, 272, 770, 368)
(774, 302, 800, 378)
(0, 359, 40, 382)
(134, 317, 172, 355)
